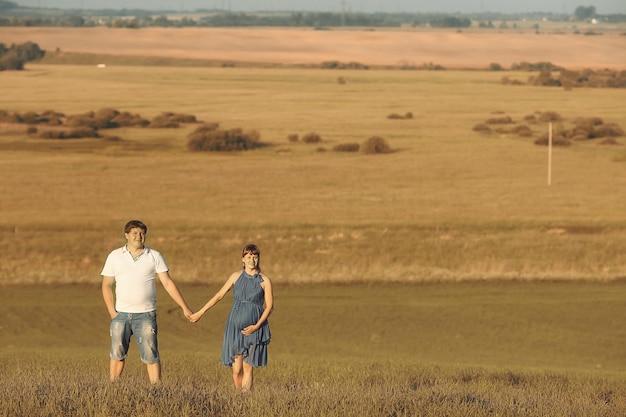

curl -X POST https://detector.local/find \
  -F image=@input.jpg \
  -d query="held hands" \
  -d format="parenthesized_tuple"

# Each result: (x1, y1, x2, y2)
(183, 308, 194, 322)
(189, 311, 204, 323)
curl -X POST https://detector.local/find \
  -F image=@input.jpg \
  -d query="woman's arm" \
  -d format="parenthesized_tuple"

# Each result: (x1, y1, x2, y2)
(190, 271, 239, 323)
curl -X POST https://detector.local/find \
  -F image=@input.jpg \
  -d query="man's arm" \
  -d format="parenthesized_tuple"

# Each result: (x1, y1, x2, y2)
(157, 271, 193, 319)
(102, 276, 118, 319)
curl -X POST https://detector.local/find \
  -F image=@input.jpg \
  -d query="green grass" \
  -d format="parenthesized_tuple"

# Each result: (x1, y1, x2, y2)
(2, 283, 626, 416)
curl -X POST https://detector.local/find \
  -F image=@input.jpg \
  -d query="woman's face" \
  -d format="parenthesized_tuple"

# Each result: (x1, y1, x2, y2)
(242, 252, 259, 271)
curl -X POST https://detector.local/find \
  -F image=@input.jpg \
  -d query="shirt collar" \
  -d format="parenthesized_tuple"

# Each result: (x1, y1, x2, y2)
(122, 245, 149, 254)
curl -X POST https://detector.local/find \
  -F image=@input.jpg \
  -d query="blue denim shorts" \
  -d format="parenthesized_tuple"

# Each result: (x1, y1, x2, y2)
(109, 311, 159, 364)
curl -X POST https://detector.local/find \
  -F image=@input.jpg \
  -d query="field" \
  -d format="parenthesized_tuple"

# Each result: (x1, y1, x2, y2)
(3, 283, 626, 416)
(1, 26, 626, 415)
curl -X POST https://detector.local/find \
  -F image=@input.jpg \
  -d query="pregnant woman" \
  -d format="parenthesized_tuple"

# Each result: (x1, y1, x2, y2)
(190, 244, 273, 392)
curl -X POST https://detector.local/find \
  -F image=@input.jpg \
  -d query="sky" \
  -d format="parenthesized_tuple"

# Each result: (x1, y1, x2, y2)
(11, 1, 626, 14)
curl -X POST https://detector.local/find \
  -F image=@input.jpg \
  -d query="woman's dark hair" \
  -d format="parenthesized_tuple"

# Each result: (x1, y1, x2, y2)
(124, 220, 147, 234)
(242, 243, 261, 271)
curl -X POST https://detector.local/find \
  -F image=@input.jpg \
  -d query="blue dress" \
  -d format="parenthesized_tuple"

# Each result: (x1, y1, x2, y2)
(220, 270, 271, 367)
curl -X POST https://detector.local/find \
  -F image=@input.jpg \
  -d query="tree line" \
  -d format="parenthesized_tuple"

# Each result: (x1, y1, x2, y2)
(1, 0, 624, 27)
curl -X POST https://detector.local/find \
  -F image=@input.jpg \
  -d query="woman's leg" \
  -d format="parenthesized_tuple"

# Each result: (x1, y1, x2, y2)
(241, 361, 254, 392)
(231, 355, 244, 389)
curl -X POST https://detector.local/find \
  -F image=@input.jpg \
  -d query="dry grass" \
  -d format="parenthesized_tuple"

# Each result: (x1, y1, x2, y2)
(0, 28, 626, 284)
(2, 26, 626, 70)
(1, 65, 626, 284)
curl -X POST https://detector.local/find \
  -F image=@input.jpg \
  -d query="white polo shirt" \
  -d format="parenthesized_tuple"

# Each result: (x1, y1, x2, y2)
(101, 246, 169, 313)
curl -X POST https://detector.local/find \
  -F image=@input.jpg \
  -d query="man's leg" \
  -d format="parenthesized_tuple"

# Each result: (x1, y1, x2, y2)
(110, 359, 125, 381)
(133, 311, 161, 384)
(109, 313, 130, 382)
(147, 362, 161, 384)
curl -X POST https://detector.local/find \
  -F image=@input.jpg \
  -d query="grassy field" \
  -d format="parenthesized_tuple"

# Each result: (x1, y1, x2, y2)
(1, 63, 626, 284)
(1, 29, 626, 415)
(2, 283, 626, 416)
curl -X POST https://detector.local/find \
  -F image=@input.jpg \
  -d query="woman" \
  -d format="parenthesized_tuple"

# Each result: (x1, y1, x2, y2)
(190, 244, 273, 392)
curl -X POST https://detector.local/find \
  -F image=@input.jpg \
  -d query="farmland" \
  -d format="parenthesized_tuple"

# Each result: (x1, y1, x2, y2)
(1, 24, 626, 415)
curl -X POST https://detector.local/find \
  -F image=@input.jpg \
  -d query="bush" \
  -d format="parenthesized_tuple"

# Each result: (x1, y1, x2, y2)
(287, 134, 299, 143)
(112, 111, 150, 127)
(591, 123, 624, 138)
(598, 137, 621, 146)
(65, 114, 97, 128)
(0, 41, 44, 71)
(534, 133, 571, 147)
(302, 132, 322, 144)
(361, 136, 391, 154)
(472, 123, 492, 134)
(187, 124, 263, 152)
(40, 127, 99, 139)
(387, 112, 413, 120)
(150, 113, 180, 128)
(537, 111, 563, 123)
(332, 143, 360, 152)
(486, 116, 514, 124)
(510, 125, 533, 137)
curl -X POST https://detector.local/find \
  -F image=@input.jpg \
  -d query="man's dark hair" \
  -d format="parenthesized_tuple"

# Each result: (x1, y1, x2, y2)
(124, 220, 147, 234)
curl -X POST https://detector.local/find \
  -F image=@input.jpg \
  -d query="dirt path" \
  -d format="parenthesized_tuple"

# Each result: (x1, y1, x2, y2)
(3, 26, 625, 69)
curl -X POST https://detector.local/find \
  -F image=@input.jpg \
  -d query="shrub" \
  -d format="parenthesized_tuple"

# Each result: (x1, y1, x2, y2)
(66, 112, 97, 128)
(534, 133, 571, 146)
(511, 61, 562, 71)
(598, 137, 621, 146)
(26, 126, 37, 135)
(387, 112, 413, 120)
(472, 123, 492, 134)
(0, 110, 22, 123)
(321, 61, 368, 70)
(591, 123, 624, 138)
(537, 111, 563, 123)
(67, 127, 99, 138)
(20, 111, 39, 124)
(101, 135, 123, 142)
(187, 124, 262, 152)
(38, 110, 64, 126)
(486, 116, 514, 124)
(39, 127, 98, 140)
(511, 125, 533, 137)
(332, 143, 360, 152)
(287, 134, 299, 143)
(489, 63, 503, 71)
(523, 114, 538, 124)
(95, 108, 120, 121)
(167, 113, 198, 123)
(302, 132, 322, 144)
(0, 42, 44, 71)
(361, 136, 391, 154)
(112, 111, 150, 127)
(150, 112, 180, 128)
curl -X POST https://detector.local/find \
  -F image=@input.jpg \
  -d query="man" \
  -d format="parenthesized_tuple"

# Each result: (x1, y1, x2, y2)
(101, 220, 193, 384)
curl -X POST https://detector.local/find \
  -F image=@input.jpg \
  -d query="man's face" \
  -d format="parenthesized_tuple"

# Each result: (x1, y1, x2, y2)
(125, 227, 146, 250)
(242, 252, 259, 270)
